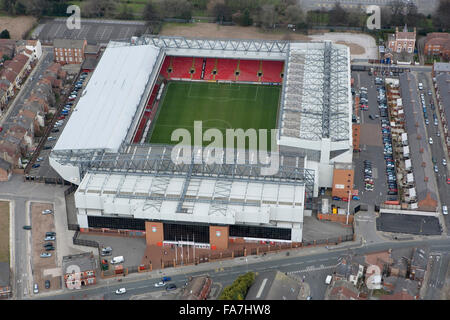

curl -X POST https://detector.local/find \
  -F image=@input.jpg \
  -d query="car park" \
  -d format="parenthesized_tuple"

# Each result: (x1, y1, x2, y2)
(42, 209, 52, 214)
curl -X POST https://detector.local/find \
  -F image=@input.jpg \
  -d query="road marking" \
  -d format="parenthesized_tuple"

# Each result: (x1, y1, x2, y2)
(288, 265, 337, 274)
(255, 278, 268, 299)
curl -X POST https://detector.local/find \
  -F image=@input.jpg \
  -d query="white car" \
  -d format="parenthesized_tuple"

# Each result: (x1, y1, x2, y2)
(33, 283, 39, 294)
(40, 252, 52, 258)
(154, 281, 166, 287)
(429, 137, 433, 144)
(42, 209, 53, 215)
(443, 159, 447, 166)
(443, 205, 448, 215)
(115, 288, 126, 295)
(48, 137, 56, 141)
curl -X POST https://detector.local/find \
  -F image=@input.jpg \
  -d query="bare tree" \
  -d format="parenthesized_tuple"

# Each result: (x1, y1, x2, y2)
(329, 2, 348, 26)
(257, 4, 277, 29)
(434, 0, 450, 29)
(83, 0, 117, 18)
(389, 0, 406, 26)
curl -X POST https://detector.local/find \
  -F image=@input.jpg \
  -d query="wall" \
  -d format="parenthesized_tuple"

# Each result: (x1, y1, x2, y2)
(332, 168, 354, 199)
(209, 225, 229, 250)
(145, 221, 164, 246)
(317, 213, 354, 224)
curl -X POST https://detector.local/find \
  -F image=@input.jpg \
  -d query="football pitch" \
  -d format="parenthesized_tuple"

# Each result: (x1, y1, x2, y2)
(148, 81, 280, 150)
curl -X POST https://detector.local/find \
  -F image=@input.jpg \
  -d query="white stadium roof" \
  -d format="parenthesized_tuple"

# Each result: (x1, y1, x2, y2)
(53, 43, 161, 153)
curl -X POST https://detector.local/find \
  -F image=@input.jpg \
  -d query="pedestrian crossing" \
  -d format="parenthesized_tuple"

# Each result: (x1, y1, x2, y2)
(287, 264, 337, 274)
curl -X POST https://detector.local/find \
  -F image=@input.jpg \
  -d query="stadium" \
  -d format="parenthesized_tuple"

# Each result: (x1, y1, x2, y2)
(49, 36, 352, 248)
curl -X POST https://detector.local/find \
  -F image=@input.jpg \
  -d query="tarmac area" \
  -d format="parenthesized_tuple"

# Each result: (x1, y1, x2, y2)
(376, 213, 442, 236)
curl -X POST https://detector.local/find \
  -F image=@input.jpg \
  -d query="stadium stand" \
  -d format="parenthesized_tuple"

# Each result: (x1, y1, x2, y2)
(169, 56, 193, 79)
(215, 58, 238, 81)
(237, 59, 260, 82)
(191, 57, 203, 80)
(204, 58, 216, 80)
(133, 84, 160, 143)
(261, 60, 284, 83)
(160, 56, 171, 79)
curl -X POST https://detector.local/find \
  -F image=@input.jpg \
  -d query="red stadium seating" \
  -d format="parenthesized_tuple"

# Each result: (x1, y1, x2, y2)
(191, 57, 203, 80)
(203, 58, 216, 80)
(261, 60, 284, 83)
(237, 59, 260, 82)
(169, 56, 193, 79)
(133, 84, 160, 143)
(160, 56, 171, 79)
(215, 58, 238, 81)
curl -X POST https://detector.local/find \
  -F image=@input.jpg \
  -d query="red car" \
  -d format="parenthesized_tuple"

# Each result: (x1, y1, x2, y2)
(58, 116, 65, 120)
(341, 197, 349, 202)
(0, 127, 2, 132)
(447, 178, 450, 185)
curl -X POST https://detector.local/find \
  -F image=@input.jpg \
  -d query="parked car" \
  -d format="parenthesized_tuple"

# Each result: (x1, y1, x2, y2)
(42, 209, 52, 214)
(443, 205, 448, 215)
(45, 232, 56, 237)
(45, 280, 51, 289)
(32, 164, 40, 168)
(443, 159, 447, 166)
(51, 129, 60, 133)
(33, 283, 39, 294)
(45, 246, 55, 251)
(43, 146, 52, 150)
(434, 165, 438, 173)
(101, 247, 112, 256)
(47, 137, 56, 141)
(44, 236, 55, 241)
(36, 157, 44, 162)
(162, 276, 171, 282)
(352, 196, 360, 200)
(429, 137, 433, 144)
(40, 253, 52, 258)
(332, 196, 341, 201)
(23, 225, 31, 230)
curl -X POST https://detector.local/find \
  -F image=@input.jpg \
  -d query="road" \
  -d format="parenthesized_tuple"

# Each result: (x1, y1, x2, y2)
(35, 237, 450, 300)
(424, 252, 449, 300)
(415, 72, 450, 234)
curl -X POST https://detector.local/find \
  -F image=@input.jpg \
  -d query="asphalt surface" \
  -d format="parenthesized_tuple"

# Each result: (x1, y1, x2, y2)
(35, 18, 147, 45)
(415, 72, 450, 234)
(376, 213, 442, 236)
(424, 252, 449, 300)
(33, 237, 450, 300)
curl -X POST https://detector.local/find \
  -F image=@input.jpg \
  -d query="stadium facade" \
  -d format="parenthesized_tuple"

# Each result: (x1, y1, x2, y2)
(49, 36, 352, 248)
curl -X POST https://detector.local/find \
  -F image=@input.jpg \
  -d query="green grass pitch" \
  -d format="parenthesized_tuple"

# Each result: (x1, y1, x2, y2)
(148, 81, 280, 150)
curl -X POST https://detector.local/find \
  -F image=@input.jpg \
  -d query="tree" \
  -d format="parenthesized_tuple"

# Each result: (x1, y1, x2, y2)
(116, 3, 133, 20)
(242, 8, 252, 26)
(22, 0, 50, 17)
(0, 29, 10, 39)
(2, 0, 16, 14)
(329, 2, 348, 26)
(143, 1, 161, 24)
(82, 0, 117, 18)
(210, 1, 232, 23)
(157, 0, 192, 20)
(284, 4, 303, 26)
(257, 4, 278, 29)
(14, 0, 26, 15)
(389, 0, 406, 26)
(434, 0, 450, 29)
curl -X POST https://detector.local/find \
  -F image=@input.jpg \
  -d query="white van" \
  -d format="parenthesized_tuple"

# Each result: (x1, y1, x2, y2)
(110, 256, 124, 264)
(418, 82, 423, 90)
(325, 275, 332, 285)
(443, 205, 448, 215)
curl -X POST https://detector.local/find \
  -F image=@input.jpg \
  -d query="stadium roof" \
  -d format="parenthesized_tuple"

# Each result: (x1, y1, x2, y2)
(53, 42, 161, 153)
(76, 172, 305, 228)
(280, 41, 351, 142)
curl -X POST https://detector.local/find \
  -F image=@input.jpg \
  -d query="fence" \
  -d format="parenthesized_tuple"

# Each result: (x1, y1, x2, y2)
(72, 230, 99, 248)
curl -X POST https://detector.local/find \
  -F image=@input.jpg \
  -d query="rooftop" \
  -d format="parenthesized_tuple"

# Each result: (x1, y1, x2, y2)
(62, 252, 96, 273)
(246, 270, 301, 300)
(53, 42, 161, 153)
(53, 38, 86, 49)
(433, 62, 450, 73)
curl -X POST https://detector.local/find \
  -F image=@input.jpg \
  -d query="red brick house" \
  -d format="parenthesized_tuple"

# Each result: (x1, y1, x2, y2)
(63, 252, 97, 289)
(424, 33, 450, 60)
(53, 39, 87, 65)
(388, 26, 416, 54)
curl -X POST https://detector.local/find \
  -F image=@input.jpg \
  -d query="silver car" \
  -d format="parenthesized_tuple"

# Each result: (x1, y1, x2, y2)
(40, 252, 52, 258)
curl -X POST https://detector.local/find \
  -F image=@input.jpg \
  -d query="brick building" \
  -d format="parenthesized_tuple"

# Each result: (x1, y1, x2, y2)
(424, 33, 450, 60)
(63, 252, 97, 289)
(387, 26, 417, 54)
(53, 39, 87, 65)
(331, 163, 354, 199)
